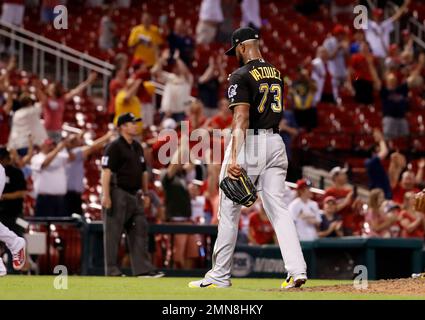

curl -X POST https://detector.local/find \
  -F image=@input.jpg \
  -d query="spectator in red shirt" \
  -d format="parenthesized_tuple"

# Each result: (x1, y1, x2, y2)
(207, 98, 232, 130)
(323, 166, 363, 235)
(108, 54, 129, 119)
(248, 201, 275, 245)
(388, 152, 420, 204)
(0, 91, 12, 146)
(365, 188, 399, 238)
(398, 191, 425, 239)
(35, 72, 98, 143)
(346, 41, 378, 105)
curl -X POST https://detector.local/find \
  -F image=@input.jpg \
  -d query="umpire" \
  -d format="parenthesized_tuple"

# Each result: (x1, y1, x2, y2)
(101, 112, 163, 277)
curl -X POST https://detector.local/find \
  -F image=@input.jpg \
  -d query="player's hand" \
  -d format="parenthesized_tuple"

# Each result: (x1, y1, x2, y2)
(227, 163, 242, 180)
(102, 195, 112, 209)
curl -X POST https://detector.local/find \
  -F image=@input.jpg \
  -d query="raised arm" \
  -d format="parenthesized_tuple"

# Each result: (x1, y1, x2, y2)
(408, 53, 425, 84)
(174, 50, 193, 85)
(151, 49, 170, 82)
(33, 79, 48, 105)
(64, 71, 98, 102)
(373, 129, 388, 160)
(390, 0, 410, 23)
(416, 159, 425, 185)
(82, 131, 114, 159)
(124, 79, 142, 102)
(21, 134, 34, 166)
(198, 57, 215, 84)
(366, 54, 382, 91)
(167, 133, 189, 179)
(388, 152, 406, 188)
(41, 141, 66, 169)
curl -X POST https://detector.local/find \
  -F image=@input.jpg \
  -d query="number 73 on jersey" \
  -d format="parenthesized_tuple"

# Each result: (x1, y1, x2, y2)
(258, 83, 282, 113)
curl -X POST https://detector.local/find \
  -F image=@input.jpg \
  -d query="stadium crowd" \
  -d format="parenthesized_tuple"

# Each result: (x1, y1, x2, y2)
(0, 0, 425, 271)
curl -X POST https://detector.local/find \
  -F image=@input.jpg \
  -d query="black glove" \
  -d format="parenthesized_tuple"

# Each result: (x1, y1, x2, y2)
(219, 168, 257, 207)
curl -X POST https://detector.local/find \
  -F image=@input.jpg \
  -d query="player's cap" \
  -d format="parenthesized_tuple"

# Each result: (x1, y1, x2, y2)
(117, 112, 142, 127)
(329, 166, 348, 179)
(296, 179, 312, 190)
(225, 27, 260, 56)
(324, 196, 337, 204)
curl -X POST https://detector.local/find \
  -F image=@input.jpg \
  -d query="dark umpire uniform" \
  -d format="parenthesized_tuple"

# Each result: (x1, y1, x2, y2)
(101, 113, 159, 277)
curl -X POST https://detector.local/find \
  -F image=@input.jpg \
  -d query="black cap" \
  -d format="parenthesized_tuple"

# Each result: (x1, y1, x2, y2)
(0, 147, 9, 160)
(225, 27, 260, 56)
(117, 112, 142, 127)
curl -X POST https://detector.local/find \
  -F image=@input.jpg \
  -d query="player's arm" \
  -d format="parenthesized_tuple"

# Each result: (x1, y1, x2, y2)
(228, 104, 250, 179)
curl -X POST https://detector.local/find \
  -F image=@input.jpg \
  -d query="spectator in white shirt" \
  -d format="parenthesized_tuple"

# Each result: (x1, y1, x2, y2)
(365, 1, 410, 59)
(196, 0, 224, 44)
(241, 0, 261, 31)
(188, 181, 206, 224)
(323, 25, 350, 96)
(0, 0, 25, 27)
(8, 95, 48, 154)
(311, 46, 338, 105)
(151, 49, 193, 122)
(288, 179, 322, 241)
(31, 138, 75, 217)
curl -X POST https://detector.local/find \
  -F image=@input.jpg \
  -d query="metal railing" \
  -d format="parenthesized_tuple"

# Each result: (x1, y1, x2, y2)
(0, 20, 115, 101)
(386, 1, 425, 50)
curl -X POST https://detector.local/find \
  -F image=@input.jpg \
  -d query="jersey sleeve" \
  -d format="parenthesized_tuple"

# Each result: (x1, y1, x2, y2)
(227, 73, 250, 109)
(102, 142, 120, 172)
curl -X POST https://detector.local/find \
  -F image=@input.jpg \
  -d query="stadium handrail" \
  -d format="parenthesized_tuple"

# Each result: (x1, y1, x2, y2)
(386, 1, 425, 50)
(0, 20, 114, 71)
(0, 20, 114, 100)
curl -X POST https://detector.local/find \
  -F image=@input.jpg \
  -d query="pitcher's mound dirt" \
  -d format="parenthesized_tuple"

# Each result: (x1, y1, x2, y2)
(299, 278, 425, 296)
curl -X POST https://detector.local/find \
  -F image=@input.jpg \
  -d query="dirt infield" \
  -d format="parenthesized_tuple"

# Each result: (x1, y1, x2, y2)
(299, 278, 425, 296)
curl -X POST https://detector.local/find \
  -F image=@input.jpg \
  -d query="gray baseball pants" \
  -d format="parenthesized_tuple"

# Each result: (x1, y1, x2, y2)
(205, 131, 307, 286)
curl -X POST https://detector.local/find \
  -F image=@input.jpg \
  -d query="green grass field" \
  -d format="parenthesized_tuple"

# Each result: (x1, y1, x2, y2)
(0, 276, 423, 300)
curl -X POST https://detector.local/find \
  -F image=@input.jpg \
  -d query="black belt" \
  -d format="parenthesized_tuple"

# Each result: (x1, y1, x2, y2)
(252, 128, 280, 135)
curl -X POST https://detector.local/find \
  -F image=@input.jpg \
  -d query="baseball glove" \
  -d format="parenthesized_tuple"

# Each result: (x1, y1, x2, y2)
(219, 168, 257, 207)
(415, 189, 425, 213)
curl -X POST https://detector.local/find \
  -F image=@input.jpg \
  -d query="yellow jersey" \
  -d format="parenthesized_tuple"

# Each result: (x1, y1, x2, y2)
(114, 90, 143, 134)
(128, 24, 163, 67)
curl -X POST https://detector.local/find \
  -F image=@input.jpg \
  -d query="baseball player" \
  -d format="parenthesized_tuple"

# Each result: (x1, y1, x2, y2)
(189, 27, 307, 289)
(0, 164, 26, 276)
